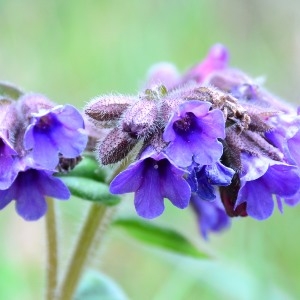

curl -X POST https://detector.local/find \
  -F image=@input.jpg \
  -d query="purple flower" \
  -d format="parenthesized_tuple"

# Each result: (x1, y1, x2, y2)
(191, 193, 230, 239)
(0, 131, 19, 189)
(282, 190, 300, 208)
(24, 104, 88, 169)
(109, 149, 191, 219)
(265, 114, 300, 165)
(195, 162, 235, 201)
(287, 129, 300, 166)
(0, 168, 70, 221)
(182, 44, 229, 84)
(163, 101, 225, 167)
(235, 153, 300, 220)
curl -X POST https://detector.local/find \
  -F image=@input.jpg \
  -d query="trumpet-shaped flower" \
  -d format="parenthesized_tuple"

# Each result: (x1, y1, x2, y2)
(24, 104, 87, 169)
(110, 149, 191, 219)
(0, 168, 70, 221)
(163, 101, 225, 168)
(235, 154, 300, 220)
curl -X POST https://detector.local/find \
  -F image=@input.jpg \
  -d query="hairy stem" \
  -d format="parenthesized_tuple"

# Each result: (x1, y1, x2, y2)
(57, 203, 110, 300)
(57, 162, 128, 300)
(45, 197, 58, 300)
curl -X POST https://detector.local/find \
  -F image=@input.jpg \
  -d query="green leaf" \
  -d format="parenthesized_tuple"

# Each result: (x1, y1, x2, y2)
(113, 218, 208, 259)
(74, 270, 128, 300)
(0, 81, 24, 100)
(60, 155, 108, 182)
(60, 176, 120, 206)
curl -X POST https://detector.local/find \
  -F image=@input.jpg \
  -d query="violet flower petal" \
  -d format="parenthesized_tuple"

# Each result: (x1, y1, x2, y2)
(0, 169, 70, 221)
(205, 162, 235, 186)
(110, 151, 191, 219)
(109, 160, 145, 194)
(236, 154, 300, 220)
(163, 101, 225, 167)
(24, 104, 87, 169)
(26, 128, 58, 169)
(288, 130, 300, 166)
(0, 133, 19, 189)
(134, 167, 164, 218)
(191, 194, 230, 240)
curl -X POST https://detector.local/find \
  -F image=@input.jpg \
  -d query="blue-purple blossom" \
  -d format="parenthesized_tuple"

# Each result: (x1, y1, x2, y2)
(287, 129, 300, 166)
(24, 104, 88, 169)
(110, 149, 191, 219)
(0, 168, 70, 221)
(282, 190, 300, 208)
(265, 113, 300, 165)
(235, 153, 300, 220)
(191, 193, 230, 239)
(163, 101, 225, 168)
(189, 162, 235, 201)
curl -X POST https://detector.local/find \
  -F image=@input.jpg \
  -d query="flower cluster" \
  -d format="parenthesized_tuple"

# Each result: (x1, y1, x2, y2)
(0, 91, 87, 220)
(85, 44, 300, 238)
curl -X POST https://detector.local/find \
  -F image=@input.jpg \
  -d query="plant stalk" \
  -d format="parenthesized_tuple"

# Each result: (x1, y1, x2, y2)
(57, 161, 128, 300)
(57, 203, 109, 300)
(45, 197, 58, 300)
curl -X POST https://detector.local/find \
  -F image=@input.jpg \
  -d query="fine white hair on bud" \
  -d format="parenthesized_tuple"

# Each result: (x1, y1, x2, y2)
(0, 98, 20, 144)
(121, 97, 159, 139)
(97, 127, 137, 165)
(0, 98, 15, 128)
(18, 93, 54, 119)
(85, 94, 136, 126)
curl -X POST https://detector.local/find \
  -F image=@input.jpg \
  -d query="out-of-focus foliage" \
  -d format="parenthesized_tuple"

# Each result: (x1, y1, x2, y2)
(1, 0, 300, 299)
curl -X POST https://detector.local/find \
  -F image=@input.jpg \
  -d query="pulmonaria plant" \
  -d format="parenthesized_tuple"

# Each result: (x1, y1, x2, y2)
(85, 44, 300, 238)
(0, 92, 87, 220)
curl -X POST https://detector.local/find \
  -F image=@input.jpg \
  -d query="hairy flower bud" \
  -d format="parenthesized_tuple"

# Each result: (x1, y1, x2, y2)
(97, 127, 137, 165)
(0, 99, 19, 140)
(0, 100, 20, 189)
(121, 98, 158, 138)
(85, 94, 135, 126)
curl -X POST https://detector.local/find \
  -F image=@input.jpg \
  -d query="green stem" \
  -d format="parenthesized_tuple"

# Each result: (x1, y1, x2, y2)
(45, 197, 58, 300)
(57, 161, 129, 300)
(57, 203, 109, 300)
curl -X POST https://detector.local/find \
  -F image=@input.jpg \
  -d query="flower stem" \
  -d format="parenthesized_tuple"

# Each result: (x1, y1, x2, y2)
(57, 203, 109, 300)
(45, 197, 58, 300)
(57, 162, 129, 300)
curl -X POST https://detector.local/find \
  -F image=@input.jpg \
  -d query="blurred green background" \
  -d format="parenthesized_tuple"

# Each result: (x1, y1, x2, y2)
(1, 0, 300, 299)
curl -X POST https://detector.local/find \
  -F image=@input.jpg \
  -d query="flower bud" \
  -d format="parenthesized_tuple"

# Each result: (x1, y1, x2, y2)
(85, 94, 135, 126)
(0, 99, 19, 137)
(121, 97, 158, 139)
(97, 127, 137, 165)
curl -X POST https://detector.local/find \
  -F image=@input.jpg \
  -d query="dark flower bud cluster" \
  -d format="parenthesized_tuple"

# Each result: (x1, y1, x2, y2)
(0, 90, 87, 220)
(85, 44, 300, 238)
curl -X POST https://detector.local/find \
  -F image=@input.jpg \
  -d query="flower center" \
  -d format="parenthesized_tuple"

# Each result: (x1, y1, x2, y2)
(36, 114, 55, 130)
(173, 112, 196, 134)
